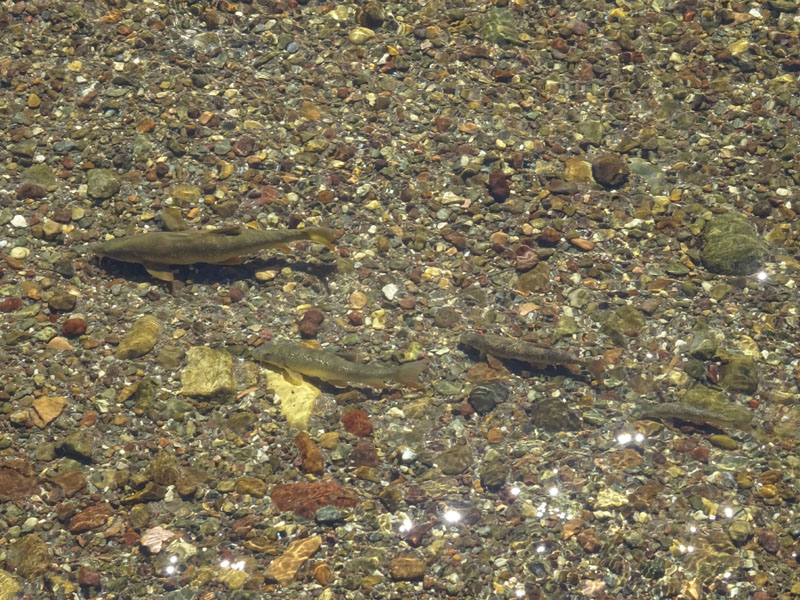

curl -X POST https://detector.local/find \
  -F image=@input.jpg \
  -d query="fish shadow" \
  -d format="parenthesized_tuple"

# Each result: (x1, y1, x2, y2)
(459, 343, 593, 384)
(92, 255, 338, 290)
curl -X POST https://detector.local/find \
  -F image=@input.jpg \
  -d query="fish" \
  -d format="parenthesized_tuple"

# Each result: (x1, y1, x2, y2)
(89, 225, 335, 281)
(631, 401, 752, 431)
(460, 331, 605, 383)
(253, 341, 426, 390)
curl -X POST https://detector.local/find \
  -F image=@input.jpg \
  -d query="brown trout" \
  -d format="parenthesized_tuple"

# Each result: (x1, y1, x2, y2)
(89, 225, 335, 281)
(460, 331, 605, 383)
(253, 342, 425, 389)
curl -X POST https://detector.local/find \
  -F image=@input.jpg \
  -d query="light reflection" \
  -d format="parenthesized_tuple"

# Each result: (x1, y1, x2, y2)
(536, 544, 546, 553)
(165, 565, 175, 576)
(442, 509, 462, 523)
(617, 432, 633, 445)
(220, 559, 230, 569)
(516, 589, 525, 598)
(756, 270, 768, 281)
(399, 519, 413, 533)
(723, 506, 734, 518)
(548, 486, 559, 497)
(509, 486, 520, 497)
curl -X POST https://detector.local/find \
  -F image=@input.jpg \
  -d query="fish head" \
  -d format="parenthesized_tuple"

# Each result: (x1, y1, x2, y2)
(255, 343, 287, 369)
(88, 237, 141, 263)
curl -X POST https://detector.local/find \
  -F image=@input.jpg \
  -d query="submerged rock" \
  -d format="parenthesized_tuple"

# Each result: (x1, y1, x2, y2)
(180, 346, 236, 398)
(116, 316, 160, 360)
(702, 213, 768, 275)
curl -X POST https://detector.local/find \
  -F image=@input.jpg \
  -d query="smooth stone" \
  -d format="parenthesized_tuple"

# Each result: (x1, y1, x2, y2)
(180, 346, 236, 398)
(87, 169, 121, 200)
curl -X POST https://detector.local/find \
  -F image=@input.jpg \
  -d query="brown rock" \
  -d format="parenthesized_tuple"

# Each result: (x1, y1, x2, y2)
(0, 297, 23, 312)
(341, 408, 374, 437)
(0, 460, 39, 501)
(351, 438, 380, 467)
(487, 171, 510, 201)
(389, 555, 426, 581)
(313, 563, 333, 585)
(46, 336, 74, 352)
(538, 227, 561, 245)
(31, 396, 67, 428)
(51, 469, 87, 497)
(77, 566, 102, 588)
(17, 182, 46, 200)
(48, 292, 77, 312)
(576, 529, 601, 553)
(298, 308, 325, 338)
(591, 154, 629, 188)
(294, 431, 324, 474)
(68, 503, 113, 533)
(271, 482, 359, 519)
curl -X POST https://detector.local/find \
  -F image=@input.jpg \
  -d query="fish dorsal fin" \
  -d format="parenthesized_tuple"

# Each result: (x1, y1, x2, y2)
(209, 225, 242, 236)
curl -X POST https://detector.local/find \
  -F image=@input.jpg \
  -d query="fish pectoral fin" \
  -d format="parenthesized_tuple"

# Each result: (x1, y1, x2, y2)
(273, 244, 292, 254)
(328, 379, 350, 388)
(282, 367, 305, 385)
(211, 257, 243, 265)
(486, 354, 503, 370)
(143, 263, 175, 282)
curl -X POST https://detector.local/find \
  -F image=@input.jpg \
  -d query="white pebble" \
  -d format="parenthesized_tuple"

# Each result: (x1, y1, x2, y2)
(10, 215, 28, 228)
(382, 283, 398, 300)
(9, 247, 30, 259)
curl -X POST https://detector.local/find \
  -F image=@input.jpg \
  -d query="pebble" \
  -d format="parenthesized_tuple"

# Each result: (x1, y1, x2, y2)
(341, 408, 374, 437)
(298, 307, 325, 338)
(382, 283, 398, 300)
(389, 555, 426, 581)
(48, 292, 77, 312)
(62, 317, 88, 337)
(180, 346, 236, 398)
(591, 154, 629, 188)
(10, 215, 28, 228)
(235, 476, 267, 497)
(86, 168, 121, 200)
(9, 247, 30, 260)
(116, 315, 161, 360)
(468, 382, 509, 414)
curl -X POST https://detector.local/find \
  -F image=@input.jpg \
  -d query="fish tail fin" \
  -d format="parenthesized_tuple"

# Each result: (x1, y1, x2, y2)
(587, 358, 605, 385)
(305, 226, 336, 250)
(396, 360, 426, 389)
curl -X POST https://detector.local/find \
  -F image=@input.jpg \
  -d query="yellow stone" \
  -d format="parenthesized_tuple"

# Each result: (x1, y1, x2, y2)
(266, 367, 321, 430)
(729, 39, 749, 55)
(28, 93, 41, 108)
(349, 27, 376, 44)
(266, 536, 322, 586)
(217, 161, 234, 180)
(349, 291, 367, 309)
(563, 157, 594, 182)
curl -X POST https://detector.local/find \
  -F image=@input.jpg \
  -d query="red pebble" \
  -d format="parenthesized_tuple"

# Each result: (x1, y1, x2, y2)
(62, 317, 88, 337)
(0, 297, 22, 312)
(228, 287, 245, 303)
(77, 566, 101, 588)
(690, 445, 709, 464)
(347, 310, 363, 326)
(341, 408, 374, 437)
